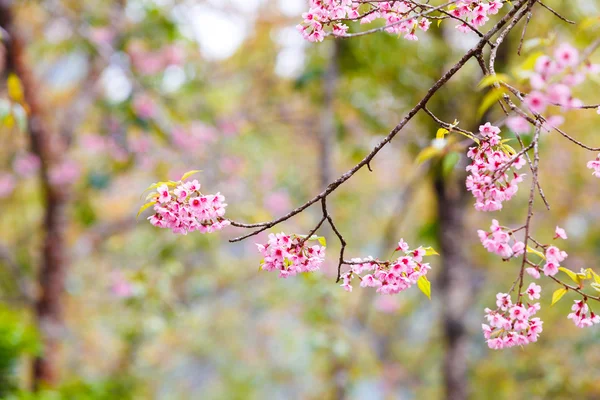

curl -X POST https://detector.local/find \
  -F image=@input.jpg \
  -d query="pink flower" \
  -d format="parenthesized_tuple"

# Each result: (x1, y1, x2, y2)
(543, 261, 559, 277)
(587, 154, 600, 178)
(525, 283, 542, 300)
(546, 246, 568, 263)
(524, 91, 548, 114)
(506, 116, 531, 134)
(554, 43, 579, 68)
(258, 233, 326, 278)
(157, 184, 171, 204)
(146, 177, 229, 235)
(339, 238, 434, 296)
(526, 267, 541, 279)
(554, 226, 568, 240)
(567, 300, 599, 328)
(483, 293, 543, 350)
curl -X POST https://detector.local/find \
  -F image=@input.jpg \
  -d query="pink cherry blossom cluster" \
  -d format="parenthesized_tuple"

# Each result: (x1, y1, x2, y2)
(297, 1, 429, 42)
(147, 179, 230, 234)
(478, 219, 525, 259)
(298, 0, 502, 43)
(586, 153, 600, 178)
(450, 0, 503, 33)
(466, 123, 526, 211)
(339, 239, 431, 294)
(540, 245, 568, 277)
(568, 300, 600, 328)
(256, 233, 326, 278)
(482, 292, 543, 350)
(507, 43, 600, 133)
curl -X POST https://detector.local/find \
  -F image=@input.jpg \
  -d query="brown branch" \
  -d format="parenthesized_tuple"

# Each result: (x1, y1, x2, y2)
(229, 0, 533, 242)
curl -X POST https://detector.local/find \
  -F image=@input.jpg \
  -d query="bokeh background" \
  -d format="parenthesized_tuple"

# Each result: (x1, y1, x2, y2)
(1, 0, 600, 399)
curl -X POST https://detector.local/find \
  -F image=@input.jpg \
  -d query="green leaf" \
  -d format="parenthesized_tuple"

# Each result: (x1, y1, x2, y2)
(417, 275, 431, 300)
(477, 87, 507, 119)
(145, 192, 159, 201)
(477, 73, 511, 90)
(591, 269, 600, 285)
(551, 287, 567, 306)
(442, 152, 460, 177)
(416, 146, 441, 164)
(501, 144, 517, 156)
(526, 246, 546, 260)
(422, 246, 439, 256)
(137, 201, 155, 218)
(559, 267, 581, 285)
(180, 170, 202, 181)
(317, 237, 327, 247)
(7, 73, 24, 103)
(436, 128, 449, 140)
(518, 51, 544, 71)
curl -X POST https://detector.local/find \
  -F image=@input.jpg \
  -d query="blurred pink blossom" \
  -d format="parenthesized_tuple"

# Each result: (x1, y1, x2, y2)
(49, 160, 80, 186)
(110, 271, 134, 298)
(133, 94, 157, 120)
(13, 153, 40, 177)
(264, 191, 292, 215)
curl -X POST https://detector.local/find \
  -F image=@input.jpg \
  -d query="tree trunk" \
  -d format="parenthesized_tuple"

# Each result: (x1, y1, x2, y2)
(0, 1, 69, 388)
(434, 170, 471, 400)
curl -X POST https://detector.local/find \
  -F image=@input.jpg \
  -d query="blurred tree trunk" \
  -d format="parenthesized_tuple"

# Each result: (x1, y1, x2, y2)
(319, 40, 348, 400)
(434, 169, 471, 400)
(0, 1, 69, 388)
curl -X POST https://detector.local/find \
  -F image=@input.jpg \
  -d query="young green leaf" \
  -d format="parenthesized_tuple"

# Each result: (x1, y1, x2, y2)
(558, 267, 581, 285)
(416, 146, 441, 165)
(137, 201, 155, 218)
(422, 247, 439, 256)
(526, 246, 546, 260)
(417, 275, 431, 300)
(551, 287, 567, 306)
(436, 128, 449, 140)
(180, 170, 202, 181)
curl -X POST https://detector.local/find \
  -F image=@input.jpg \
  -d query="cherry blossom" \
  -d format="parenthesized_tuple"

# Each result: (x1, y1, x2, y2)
(340, 239, 433, 295)
(554, 226, 567, 240)
(146, 177, 230, 235)
(568, 300, 600, 328)
(297, 1, 502, 43)
(256, 233, 326, 278)
(512, 42, 600, 133)
(586, 153, 600, 178)
(478, 219, 525, 259)
(483, 293, 543, 349)
(525, 283, 541, 300)
(466, 123, 526, 211)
